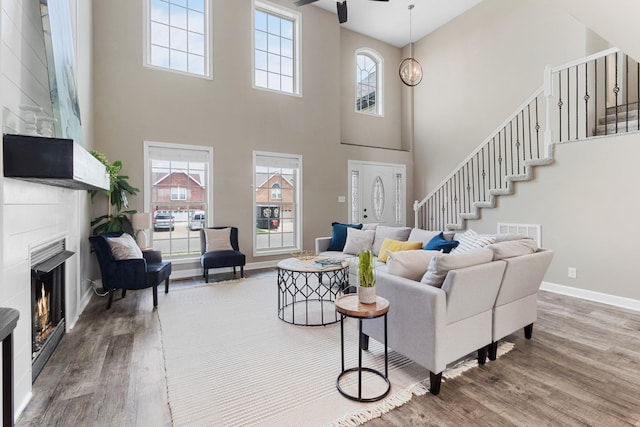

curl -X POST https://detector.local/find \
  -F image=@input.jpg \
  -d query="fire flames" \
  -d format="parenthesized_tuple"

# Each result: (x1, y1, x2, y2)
(36, 284, 49, 334)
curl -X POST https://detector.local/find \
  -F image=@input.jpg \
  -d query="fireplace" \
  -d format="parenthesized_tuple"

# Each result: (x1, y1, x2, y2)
(30, 238, 73, 382)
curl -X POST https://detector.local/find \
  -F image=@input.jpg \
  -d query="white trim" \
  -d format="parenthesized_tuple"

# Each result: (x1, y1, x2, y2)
(252, 151, 303, 257)
(252, 0, 302, 97)
(15, 392, 33, 424)
(354, 47, 384, 117)
(143, 140, 214, 249)
(541, 281, 640, 313)
(142, 0, 213, 79)
(171, 260, 278, 280)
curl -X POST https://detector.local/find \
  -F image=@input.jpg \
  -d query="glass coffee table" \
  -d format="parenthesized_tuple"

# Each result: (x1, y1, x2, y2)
(277, 257, 349, 326)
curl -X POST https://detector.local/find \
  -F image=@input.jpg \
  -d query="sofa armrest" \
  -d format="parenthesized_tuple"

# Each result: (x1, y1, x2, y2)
(315, 236, 332, 255)
(361, 271, 447, 372)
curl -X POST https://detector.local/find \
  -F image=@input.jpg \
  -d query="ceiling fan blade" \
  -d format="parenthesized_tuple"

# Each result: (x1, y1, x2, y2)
(293, 0, 318, 6)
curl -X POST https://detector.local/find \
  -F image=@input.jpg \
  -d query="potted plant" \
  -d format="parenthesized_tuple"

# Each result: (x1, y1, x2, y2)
(89, 151, 140, 235)
(358, 250, 376, 304)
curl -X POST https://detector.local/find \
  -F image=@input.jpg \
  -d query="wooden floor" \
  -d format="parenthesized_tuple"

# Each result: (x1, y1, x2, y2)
(17, 270, 640, 427)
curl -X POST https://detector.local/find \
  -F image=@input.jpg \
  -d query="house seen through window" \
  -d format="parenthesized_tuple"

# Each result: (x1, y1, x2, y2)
(145, 142, 212, 258)
(253, 152, 301, 255)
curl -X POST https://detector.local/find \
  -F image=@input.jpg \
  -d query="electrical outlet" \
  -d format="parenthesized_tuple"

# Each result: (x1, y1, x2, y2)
(568, 267, 577, 279)
(338, 196, 346, 203)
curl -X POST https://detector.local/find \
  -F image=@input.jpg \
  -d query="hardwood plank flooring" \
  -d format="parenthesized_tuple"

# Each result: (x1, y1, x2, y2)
(17, 271, 640, 426)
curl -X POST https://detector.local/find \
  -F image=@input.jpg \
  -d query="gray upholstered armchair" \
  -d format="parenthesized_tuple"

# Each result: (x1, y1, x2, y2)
(200, 227, 246, 283)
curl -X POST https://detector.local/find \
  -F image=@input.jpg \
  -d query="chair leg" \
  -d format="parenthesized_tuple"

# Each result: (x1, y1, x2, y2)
(478, 347, 487, 365)
(107, 289, 114, 309)
(153, 285, 158, 307)
(488, 342, 498, 361)
(233, 266, 237, 277)
(429, 372, 442, 395)
(122, 289, 126, 298)
(524, 323, 534, 339)
(241, 266, 244, 278)
(205, 269, 209, 283)
(165, 278, 170, 294)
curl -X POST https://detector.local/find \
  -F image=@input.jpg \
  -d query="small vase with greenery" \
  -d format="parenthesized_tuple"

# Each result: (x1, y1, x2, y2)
(358, 250, 376, 304)
(89, 151, 140, 235)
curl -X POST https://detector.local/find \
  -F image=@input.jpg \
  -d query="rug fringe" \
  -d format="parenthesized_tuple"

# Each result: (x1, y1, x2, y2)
(326, 382, 429, 427)
(327, 341, 515, 427)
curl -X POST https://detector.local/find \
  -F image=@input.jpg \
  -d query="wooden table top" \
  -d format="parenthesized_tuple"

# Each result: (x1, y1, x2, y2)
(335, 294, 389, 318)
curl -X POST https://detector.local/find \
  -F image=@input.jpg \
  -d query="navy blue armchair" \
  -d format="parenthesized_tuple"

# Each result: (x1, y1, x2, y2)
(89, 232, 172, 309)
(200, 227, 246, 283)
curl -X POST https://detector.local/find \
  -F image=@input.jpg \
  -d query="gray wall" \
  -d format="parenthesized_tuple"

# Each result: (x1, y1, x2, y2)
(92, 0, 413, 272)
(411, 0, 640, 301)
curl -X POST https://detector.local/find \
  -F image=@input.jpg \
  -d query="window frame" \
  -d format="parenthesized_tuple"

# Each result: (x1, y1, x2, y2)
(252, 0, 302, 97)
(253, 151, 303, 256)
(143, 0, 213, 79)
(355, 48, 384, 116)
(144, 140, 214, 260)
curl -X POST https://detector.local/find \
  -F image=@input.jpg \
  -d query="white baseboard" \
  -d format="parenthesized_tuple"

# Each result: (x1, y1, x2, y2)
(15, 392, 33, 423)
(170, 260, 278, 280)
(541, 281, 640, 312)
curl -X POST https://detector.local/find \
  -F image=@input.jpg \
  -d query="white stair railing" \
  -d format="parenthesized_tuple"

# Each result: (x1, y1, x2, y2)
(415, 48, 639, 230)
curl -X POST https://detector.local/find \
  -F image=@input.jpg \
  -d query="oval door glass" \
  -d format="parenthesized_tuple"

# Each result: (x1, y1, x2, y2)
(372, 176, 385, 220)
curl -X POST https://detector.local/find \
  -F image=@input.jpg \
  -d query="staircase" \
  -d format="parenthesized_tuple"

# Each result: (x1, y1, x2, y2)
(414, 48, 640, 231)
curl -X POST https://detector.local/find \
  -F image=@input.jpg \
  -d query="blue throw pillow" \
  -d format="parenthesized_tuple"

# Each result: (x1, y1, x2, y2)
(327, 222, 363, 251)
(424, 232, 459, 253)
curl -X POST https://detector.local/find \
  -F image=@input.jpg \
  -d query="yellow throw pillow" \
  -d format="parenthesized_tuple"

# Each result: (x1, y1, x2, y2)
(377, 238, 423, 262)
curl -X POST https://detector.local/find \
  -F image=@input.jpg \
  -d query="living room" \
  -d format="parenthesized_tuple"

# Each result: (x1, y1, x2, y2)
(1, 0, 640, 425)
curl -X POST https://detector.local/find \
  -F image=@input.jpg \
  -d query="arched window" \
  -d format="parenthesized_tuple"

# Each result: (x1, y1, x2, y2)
(355, 49, 383, 116)
(271, 182, 282, 200)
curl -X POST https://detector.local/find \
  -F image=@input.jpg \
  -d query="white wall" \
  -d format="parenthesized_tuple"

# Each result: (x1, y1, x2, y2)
(411, 0, 640, 303)
(0, 0, 94, 419)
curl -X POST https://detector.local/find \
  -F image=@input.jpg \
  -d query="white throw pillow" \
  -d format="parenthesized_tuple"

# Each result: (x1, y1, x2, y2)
(205, 228, 233, 252)
(450, 229, 496, 254)
(486, 239, 538, 260)
(107, 234, 143, 260)
(386, 250, 440, 281)
(342, 228, 375, 255)
(421, 248, 494, 288)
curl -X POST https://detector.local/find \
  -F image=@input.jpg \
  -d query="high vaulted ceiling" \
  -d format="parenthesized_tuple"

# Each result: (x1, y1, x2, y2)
(303, 0, 482, 48)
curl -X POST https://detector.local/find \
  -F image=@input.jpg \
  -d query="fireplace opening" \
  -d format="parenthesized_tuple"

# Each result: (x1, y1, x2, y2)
(30, 239, 73, 382)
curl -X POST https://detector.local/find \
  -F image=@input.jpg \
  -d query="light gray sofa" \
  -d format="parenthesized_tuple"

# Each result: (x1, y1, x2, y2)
(360, 245, 554, 395)
(315, 225, 554, 395)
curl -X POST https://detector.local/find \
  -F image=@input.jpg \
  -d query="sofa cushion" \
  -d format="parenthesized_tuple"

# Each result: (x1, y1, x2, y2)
(107, 234, 143, 260)
(450, 229, 496, 254)
(486, 238, 538, 260)
(327, 222, 363, 251)
(342, 228, 375, 255)
(386, 250, 440, 281)
(421, 248, 494, 288)
(372, 226, 412, 256)
(377, 238, 423, 262)
(204, 227, 233, 252)
(424, 232, 460, 253)
(406, 229, 440, 247)
(362, 223, 379, 231)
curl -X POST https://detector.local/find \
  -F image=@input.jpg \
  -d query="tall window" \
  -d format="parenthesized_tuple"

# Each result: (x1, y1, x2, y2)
(145, 141, 213, 258)
(253, 1, 300, 95)
(145, 0, 210, 78)
(355, 49, 383, 115)
(253, 152, 302, 255)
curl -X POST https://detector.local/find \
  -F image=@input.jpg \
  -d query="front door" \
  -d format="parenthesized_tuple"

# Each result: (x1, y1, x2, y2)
(348, 161, 406, 226)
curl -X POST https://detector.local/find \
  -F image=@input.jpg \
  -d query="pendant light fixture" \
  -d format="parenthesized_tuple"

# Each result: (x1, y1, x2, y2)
(398, 4, 423, 87)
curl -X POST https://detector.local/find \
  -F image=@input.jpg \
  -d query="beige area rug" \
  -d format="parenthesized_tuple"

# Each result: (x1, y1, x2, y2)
(158, 277, 514, 427)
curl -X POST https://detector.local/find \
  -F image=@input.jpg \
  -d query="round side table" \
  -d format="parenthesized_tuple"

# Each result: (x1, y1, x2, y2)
(335, 294, 390, 402)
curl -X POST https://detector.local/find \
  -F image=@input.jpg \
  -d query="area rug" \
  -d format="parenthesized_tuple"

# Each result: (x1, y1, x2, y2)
(158, 277, 513, 427)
